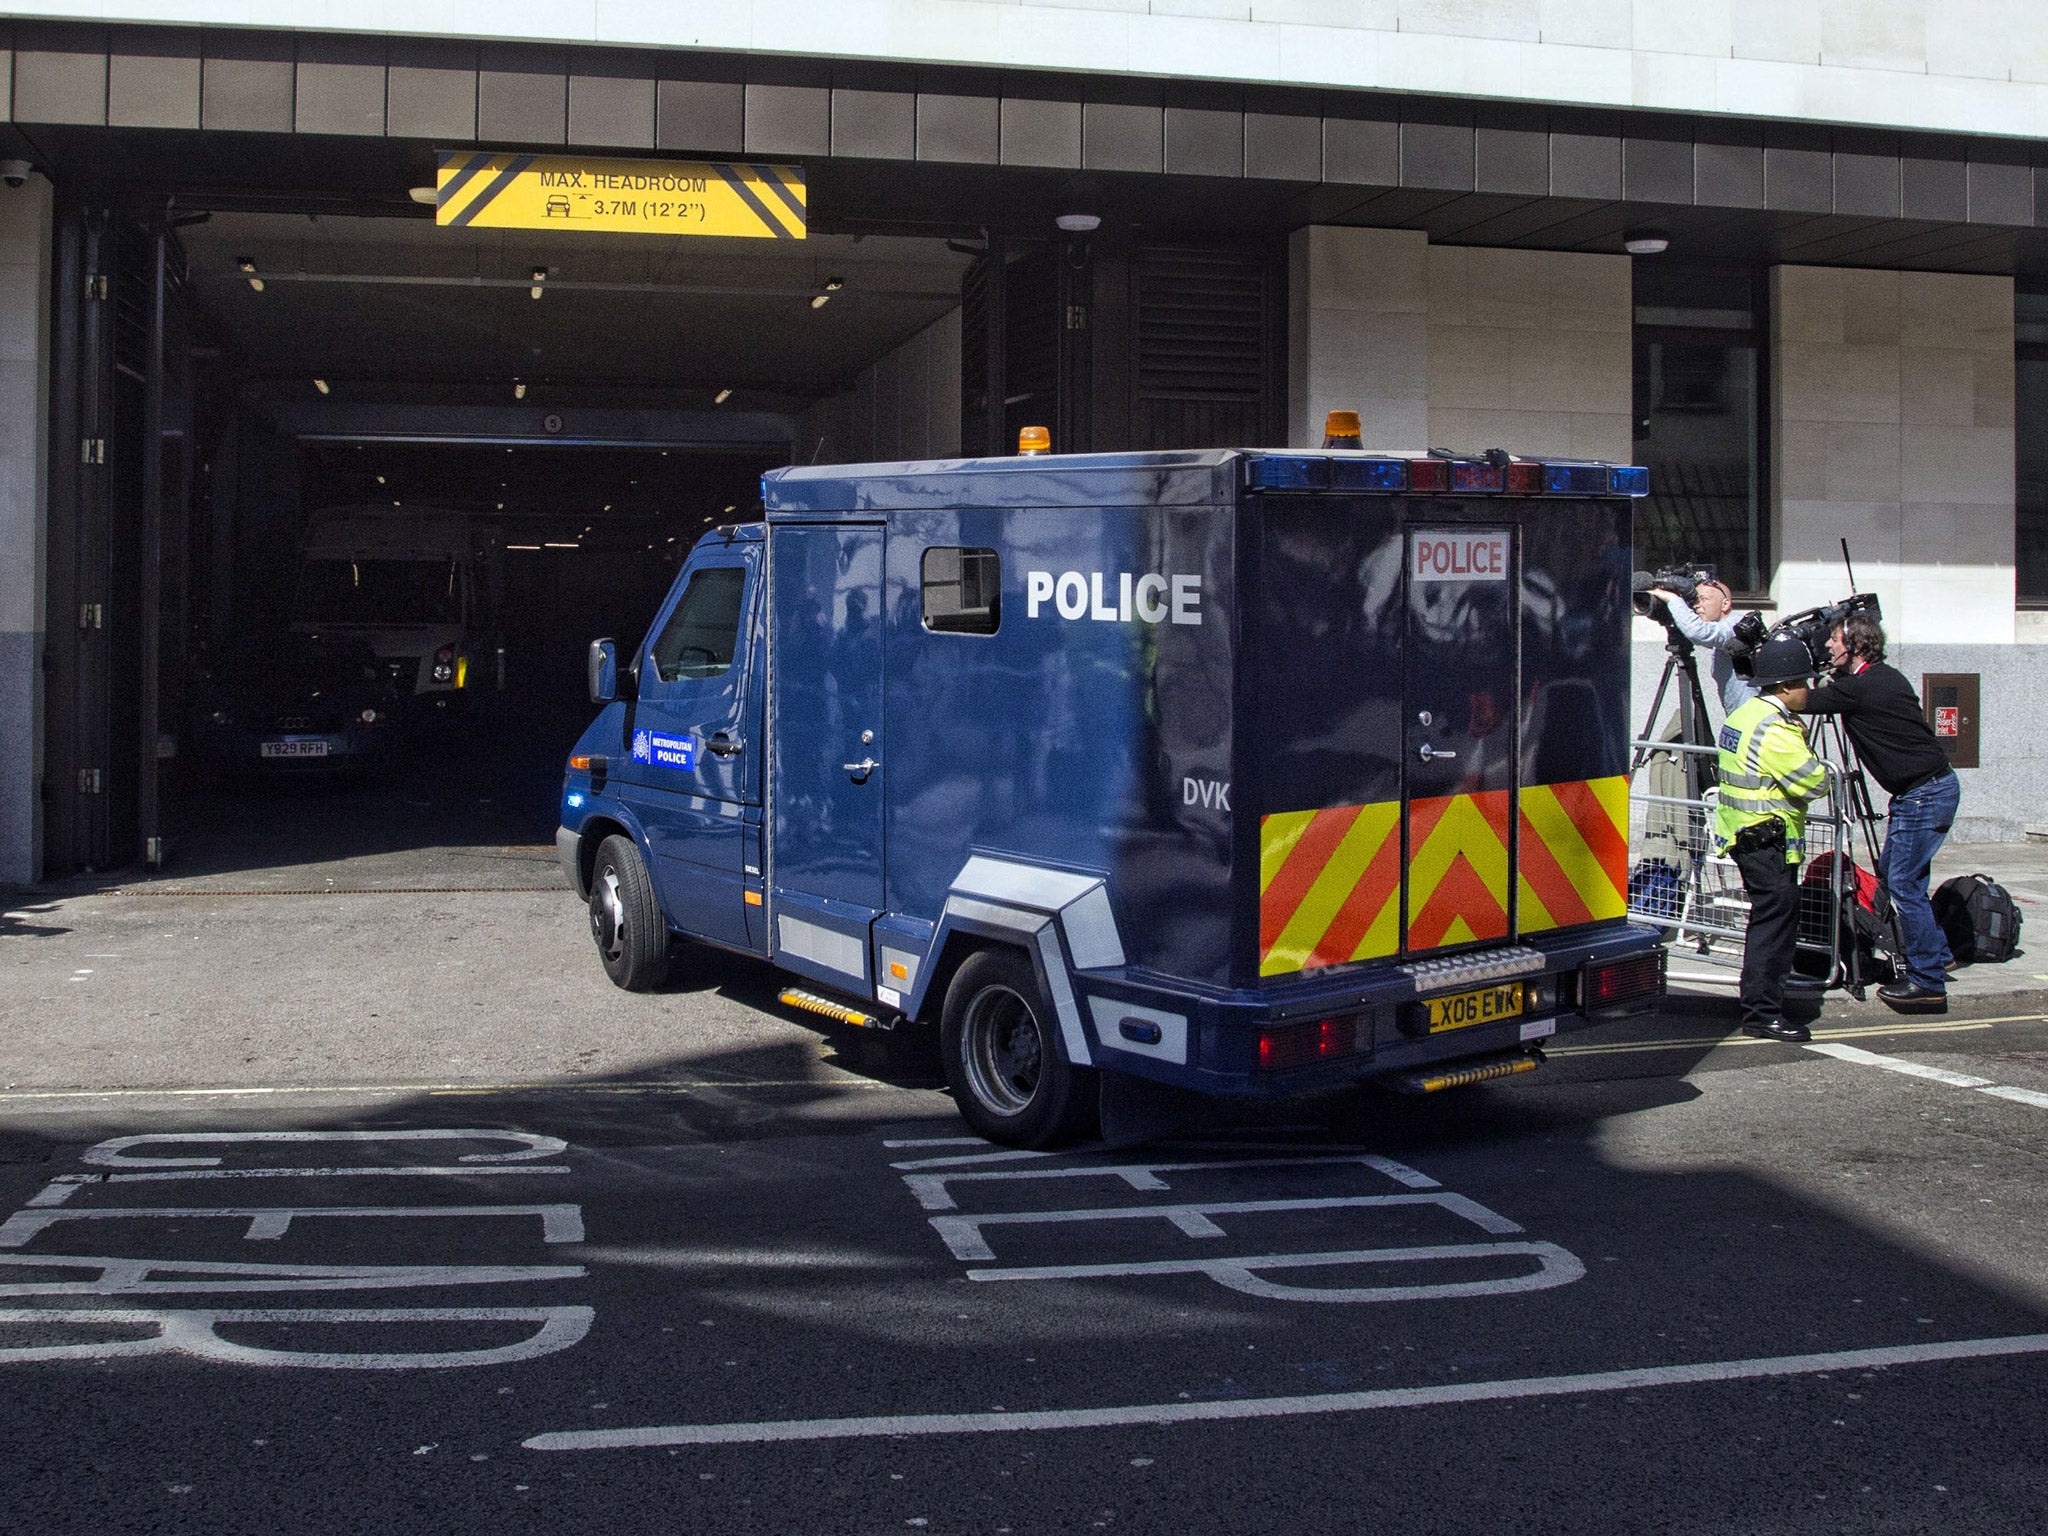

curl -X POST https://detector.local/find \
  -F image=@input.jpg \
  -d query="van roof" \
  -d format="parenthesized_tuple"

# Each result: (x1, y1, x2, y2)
(760, 449, 1646, 515)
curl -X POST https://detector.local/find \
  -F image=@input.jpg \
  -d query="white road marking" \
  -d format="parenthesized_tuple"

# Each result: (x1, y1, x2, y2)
(0, 1253, 584, 1296)
(0, 1305, 594, 1369)
(1974, 1084, 2048, 1109)
(523, 1332, 2048, 1451)
(1551, 1018, 2003, 1059)
(0, 1079, 900, 1104)
(0, 1204, 585, 1248)
(882, 1138, 989, 1149)
(890, 1149, 1060, 1172)
(902, 1154, 1439, 1213)
(27, 1168, 569, 1207)
(968, 1239, 1586, 1302)
(84, 1129, 568, 1168)
(1803, 1043, 1992, 1088)
(929, 1193, 1520, 1264)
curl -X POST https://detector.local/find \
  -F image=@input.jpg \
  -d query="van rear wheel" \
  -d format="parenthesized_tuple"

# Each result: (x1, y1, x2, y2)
(588, 833, 670, 992)
(941, 949, 1097, 1149)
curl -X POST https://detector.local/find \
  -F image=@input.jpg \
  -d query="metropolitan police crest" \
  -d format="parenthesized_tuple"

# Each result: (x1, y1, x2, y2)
(631, 729, 652, 763)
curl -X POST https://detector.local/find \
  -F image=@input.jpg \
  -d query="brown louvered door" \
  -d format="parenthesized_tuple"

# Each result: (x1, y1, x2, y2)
(1129, 245, 1276, 449)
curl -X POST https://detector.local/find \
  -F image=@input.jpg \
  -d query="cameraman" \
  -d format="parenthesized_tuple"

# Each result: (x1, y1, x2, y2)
(1799, 612, 1959, 1014)
(1714, 635, 1831, 1043)
(1649, 578, 1757, 715)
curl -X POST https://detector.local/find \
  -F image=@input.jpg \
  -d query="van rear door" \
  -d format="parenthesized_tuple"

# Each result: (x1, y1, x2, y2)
(767, 523, 887, 993)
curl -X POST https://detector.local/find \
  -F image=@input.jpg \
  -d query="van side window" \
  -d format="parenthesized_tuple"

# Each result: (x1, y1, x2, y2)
(922, 547, 1001, 634)
(650, 567, 746, 681)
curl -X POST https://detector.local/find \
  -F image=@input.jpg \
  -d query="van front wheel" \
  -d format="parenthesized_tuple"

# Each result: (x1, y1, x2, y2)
(588, 833, 670, 992)
(941, 949, 1096, 1148)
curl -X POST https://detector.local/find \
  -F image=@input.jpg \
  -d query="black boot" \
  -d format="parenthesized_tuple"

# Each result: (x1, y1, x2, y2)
(1741, 1019, 1811, 1042)
(1878, 983, 1947, 1014)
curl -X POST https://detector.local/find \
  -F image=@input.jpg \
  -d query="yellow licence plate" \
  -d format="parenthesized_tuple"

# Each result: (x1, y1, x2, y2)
(1424, 982, 1524, 1033)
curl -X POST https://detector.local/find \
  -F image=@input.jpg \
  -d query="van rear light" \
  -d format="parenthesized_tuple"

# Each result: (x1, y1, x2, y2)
(1406, 458, 1450, 492)
(1256, 1015, 1368, 1072)
(1581, 951, 1664, 1013)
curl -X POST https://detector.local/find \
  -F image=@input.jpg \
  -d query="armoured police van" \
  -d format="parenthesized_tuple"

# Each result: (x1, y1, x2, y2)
(557, 446, 1666, 1147)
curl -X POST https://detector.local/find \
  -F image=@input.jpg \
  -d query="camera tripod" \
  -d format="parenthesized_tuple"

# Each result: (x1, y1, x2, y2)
(1630, 627, 1719, 798)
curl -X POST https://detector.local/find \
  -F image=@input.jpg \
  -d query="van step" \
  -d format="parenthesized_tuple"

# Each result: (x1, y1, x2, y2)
(779, 988, 892, 1031)
(1383, 1050, 1540, 1096)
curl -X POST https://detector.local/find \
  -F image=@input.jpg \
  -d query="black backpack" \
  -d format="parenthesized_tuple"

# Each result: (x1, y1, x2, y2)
(1932, 874, 2023, 965)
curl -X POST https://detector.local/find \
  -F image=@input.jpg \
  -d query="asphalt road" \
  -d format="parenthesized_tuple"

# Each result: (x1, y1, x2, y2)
(4, 766, 2048, 1534)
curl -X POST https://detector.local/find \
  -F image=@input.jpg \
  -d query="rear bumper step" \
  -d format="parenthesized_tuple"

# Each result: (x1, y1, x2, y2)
(1382, 1049, 1541, 1096)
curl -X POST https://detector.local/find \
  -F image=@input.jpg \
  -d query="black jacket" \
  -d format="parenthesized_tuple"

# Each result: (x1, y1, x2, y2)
(1798, 660, 1952, 796)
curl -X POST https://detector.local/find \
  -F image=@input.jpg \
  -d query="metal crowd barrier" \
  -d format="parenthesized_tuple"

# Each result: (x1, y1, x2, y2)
(1624, 738, 1863, 986)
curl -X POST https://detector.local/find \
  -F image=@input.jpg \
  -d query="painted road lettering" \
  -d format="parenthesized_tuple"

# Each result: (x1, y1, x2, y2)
(892, 1139, 1584, 1305)
(0, 1129, 593, 1370)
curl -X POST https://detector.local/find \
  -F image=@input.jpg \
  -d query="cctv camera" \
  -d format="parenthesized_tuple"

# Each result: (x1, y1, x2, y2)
(0, 161, 31, 189)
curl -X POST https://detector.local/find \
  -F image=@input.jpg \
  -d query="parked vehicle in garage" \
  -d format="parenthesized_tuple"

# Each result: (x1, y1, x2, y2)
(557, 441, 1666, 1147)
(190, 632, 406, 774)
(291, 508, 501, 710)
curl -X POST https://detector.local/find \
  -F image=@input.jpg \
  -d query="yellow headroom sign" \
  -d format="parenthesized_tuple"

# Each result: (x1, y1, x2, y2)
(434, 151, 806, 239)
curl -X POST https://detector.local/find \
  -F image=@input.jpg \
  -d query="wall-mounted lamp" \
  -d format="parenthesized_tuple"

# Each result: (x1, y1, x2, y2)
(1055, 213, 1101, 233)
(312, 378, 330, 395)
(236, 256, 264, 292)
(530, 267, 548, 300)
(514, 380, 527, 400)
(714, 387, 733, 404)
(1623, 231, 1670, 256)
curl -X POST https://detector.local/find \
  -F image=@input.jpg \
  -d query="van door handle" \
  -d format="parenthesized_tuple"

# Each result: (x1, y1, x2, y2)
(1417, 742, 1458, 763)
(707, 733, 742, 757)
(842, 757, 878, 781)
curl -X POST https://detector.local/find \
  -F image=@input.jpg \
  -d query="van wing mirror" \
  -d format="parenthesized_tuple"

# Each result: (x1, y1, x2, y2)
(588, 638, 627, 704)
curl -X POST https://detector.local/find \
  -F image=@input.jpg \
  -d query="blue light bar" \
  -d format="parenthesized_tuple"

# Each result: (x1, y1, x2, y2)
(1610, 464, 1650, 497)
(1246, 455, 1329, 491)
(1328, 458, 1406, 492)
(1542, 462, 1612, 495)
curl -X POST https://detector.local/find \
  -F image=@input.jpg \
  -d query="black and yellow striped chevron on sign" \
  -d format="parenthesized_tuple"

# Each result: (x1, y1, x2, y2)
(434, 151, 806, 239)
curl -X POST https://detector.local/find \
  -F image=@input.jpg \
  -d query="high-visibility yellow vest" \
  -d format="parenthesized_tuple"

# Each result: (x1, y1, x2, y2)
(1713, 695, 1830, 864)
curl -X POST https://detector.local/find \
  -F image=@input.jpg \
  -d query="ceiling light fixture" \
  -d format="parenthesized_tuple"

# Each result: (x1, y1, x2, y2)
(312, 378, 330, 395)
(714, 387, 733, 405)
(530, 267, 548, 299)
(236, 256, 263, 292)
(811, 277, 844, 310)
(514, 381, 527, 400)
(1623, 231, 1670, 256)
(1055, 213, 1101, 233)
(408, 185, 438, 206)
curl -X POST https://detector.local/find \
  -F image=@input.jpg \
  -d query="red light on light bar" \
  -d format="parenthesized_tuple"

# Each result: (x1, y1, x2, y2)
(1451, 461, 1505, 492)
(1505, 461, 1544, 494)
(1256, 1016, 1363, 1072)
(1407, 458, 1450, 492)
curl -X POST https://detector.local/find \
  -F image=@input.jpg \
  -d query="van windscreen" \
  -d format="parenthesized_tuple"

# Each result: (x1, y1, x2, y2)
(295, 558, 463, 626)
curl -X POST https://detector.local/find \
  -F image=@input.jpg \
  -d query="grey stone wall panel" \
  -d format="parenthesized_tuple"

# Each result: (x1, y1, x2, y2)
(1696, 140, 1764, 208)
(1474, 125, 1545, 195)
(1967, 160, 2032, 226)
(14, 47, 107, 126)
(388, 65, 476, 141)
(917, 94, 997, 164)
(108, 49, 200, 131)
(569, 74, 654, 148)
(1001, 97, 1080, 169)
(1764, 145, 1832, 212)
(745, 83, 829, 156)
(478, 47, 567, 145)
(1245, 112, 1321, 181)
(1165, 106, 1241, 177)
(1083, 102, 1161, 174)
(1903, 156, 1968, 221)
(295, 50, 387, 139)
(832, 89, 915, 161)
(1834, 151, 1901, 217)
(1400, 120, 1474, 191)
(1623, 136, 1693, 203)
(1551, 132, 1620, 199)
(656, 80, 743, 155)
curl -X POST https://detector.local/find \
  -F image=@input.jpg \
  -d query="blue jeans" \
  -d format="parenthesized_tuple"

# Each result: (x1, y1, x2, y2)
(1882, 770, 1961, 991)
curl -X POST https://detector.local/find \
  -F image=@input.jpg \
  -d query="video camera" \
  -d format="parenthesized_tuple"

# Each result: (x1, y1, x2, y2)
(1630, 564, 1717, 623)
(1729, 592, 1882, 678)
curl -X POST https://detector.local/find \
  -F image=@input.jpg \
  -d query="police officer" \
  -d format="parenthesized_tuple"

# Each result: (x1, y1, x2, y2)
(1715, 634, 1831, 1042)
(1800, 611, 1960, 1014)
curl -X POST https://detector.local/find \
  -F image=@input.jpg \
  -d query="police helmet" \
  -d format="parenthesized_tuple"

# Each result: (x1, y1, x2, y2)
(1748, 632, 1818, 689)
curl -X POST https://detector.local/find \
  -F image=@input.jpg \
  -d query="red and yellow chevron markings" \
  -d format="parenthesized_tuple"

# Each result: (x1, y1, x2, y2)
(1518, 775, 1629, 933)
(1406, 790, 1511, 952)
(1259, 800, 1402, 977)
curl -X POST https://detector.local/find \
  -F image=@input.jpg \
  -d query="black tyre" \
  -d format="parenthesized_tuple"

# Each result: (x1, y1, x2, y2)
(940, 948, 1097, 1148)
(587, 833, 670, 991)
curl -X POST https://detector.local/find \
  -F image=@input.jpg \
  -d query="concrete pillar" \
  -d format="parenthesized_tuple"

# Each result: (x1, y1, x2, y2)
(0, 173, 52, 889)
(1287, 226, 1630, 461)
(1771, 265, 2016, 644)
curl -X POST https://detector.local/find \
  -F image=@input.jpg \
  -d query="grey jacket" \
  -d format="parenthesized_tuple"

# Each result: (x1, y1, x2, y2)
(1662, 599, 1758, 716)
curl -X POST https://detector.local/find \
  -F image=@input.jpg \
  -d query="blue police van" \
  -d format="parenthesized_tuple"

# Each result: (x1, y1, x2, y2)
(557, 445, 1665, 1146)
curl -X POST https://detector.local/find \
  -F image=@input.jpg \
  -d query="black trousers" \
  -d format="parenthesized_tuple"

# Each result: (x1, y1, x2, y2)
(1735, 844, 1801, 1028)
